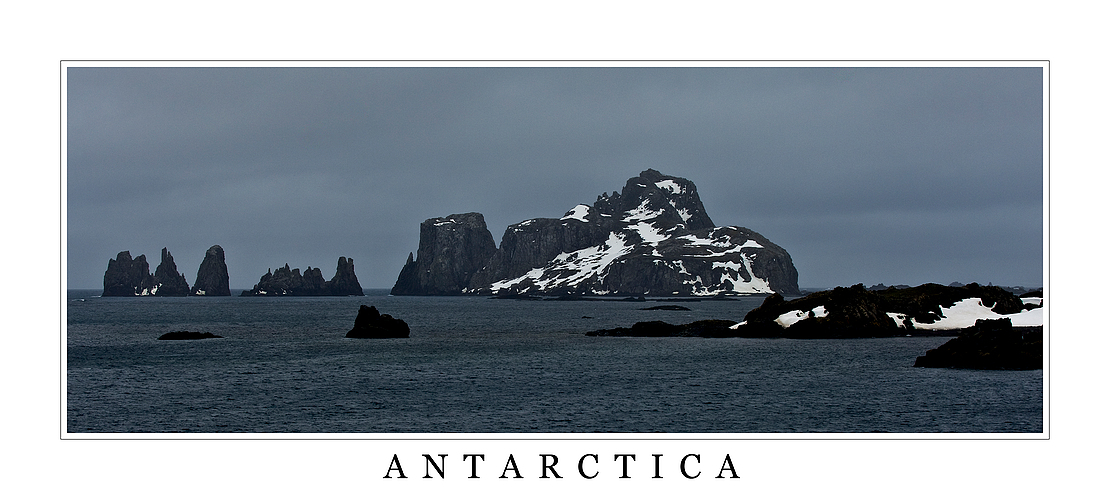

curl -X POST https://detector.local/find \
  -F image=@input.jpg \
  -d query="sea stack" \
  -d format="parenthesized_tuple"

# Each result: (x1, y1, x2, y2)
(390, 213, 498, 295)
(151, 247, 190, 296)
(103, 248, 190, 296)
(327, 256, 365, 296)
(192, 245, 231, 296)
(102, 251, 154, 296)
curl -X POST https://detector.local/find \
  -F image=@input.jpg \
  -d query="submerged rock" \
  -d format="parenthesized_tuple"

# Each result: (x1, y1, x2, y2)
(158, 331, 223, 340)
(913, 318, 1042, 370)
(345, 305, 410, 338)
(192, 245, 231, 296)
(586, 319, 737, 338)
(640, 305, 692, 311)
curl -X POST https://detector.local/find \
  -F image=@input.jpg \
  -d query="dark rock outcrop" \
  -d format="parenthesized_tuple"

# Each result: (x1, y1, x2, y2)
(640, 305, 692, 311)
(345, 305, 410, 338)
(192, 245, 231, 296)
(240, 256, 365, 296)
(103, 251, 154, 296)
(393, 170, 800, 297)
(103, 248, 190, 296)
(913, 318, 1042, 370)
(732, 283, 1029, 338)
(391, 213, 498, 295)
(589, 283, 1035, 339)
(158, 331, 223, 340)
(151, 248, 190, 296)
(586, 319, 737, 338)
(327, 256, 365, 296)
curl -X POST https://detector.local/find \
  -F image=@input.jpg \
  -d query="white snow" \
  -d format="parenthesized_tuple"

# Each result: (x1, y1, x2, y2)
(775, 305, 829, 328)
(489, 232, 634, 293)
(631, 221, 668, 244)
(1022, 297, 1042, 306)
(621, 199, 665, 222)
(907, 297, 1044, 330)
(561, 204, 591, 222)
(654, 179, 685, 194)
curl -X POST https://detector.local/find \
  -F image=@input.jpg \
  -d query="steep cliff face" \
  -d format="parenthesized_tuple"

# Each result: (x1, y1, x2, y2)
(392, 170, 801, 296)
(191, 245, 231, 296)
(390, 213, 497, 295)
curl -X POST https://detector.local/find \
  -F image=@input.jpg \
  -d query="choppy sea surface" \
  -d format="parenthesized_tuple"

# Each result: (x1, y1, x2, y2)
(66, 289, 1043, 433)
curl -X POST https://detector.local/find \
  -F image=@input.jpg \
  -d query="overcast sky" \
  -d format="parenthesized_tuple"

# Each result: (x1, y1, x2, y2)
(65, 65, 1044, 290)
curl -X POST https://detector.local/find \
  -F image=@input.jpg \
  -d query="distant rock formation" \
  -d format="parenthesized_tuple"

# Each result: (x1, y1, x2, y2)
(392, 170, 800, 297)
(102, 248, 189, 296)
(587, 283, 1038, 339)
(327, 256, 365, 296)
(192, 245, 231, 296)
(913, 318, 1042, 370)
(240, 256, 364, 296)
(158, 331, 223, 340)
(103, 251, 154, 296)
(345, 305, 410, 338)
(586, 319, 737, 337)
(732, 283, 1030, 338)
(391, 213, 498, 295)
(152, 248, 190, 296)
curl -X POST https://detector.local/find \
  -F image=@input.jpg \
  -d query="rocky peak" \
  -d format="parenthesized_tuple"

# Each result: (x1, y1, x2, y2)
(326, 256, 364, 296)
(393, 170, 800, 297)
(192, 245, 231, 296)
(103, 251, 154, 296)
(151, 247, 190, 296)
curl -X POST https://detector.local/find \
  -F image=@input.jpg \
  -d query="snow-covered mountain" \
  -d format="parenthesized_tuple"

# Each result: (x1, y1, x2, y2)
(392, 169, 800, 296)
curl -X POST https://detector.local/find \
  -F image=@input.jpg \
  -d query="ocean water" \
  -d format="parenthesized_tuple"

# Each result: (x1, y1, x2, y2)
(65, 290, 1043, 433)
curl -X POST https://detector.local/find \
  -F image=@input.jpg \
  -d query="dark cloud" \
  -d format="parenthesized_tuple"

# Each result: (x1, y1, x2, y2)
(66, 66, 1044, 289)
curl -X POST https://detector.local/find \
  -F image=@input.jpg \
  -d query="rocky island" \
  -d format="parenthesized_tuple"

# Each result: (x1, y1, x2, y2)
(191, 245, 231, 296)
(345, 305, 410, 338)
(157, 331, 223, 340)
(240, 256, 364, 296)
(103, 248, 190, 296)
(587, 283, 1043, 339)
(392, 169, 799, 297)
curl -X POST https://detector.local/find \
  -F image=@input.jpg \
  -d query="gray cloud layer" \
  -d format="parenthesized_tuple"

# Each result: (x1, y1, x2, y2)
(66, 66, 1043, 290)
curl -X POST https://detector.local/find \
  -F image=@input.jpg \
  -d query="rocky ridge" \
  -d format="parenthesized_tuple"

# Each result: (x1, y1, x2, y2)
(392, 169, 799, 296)
(240, 256, 365, 296)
